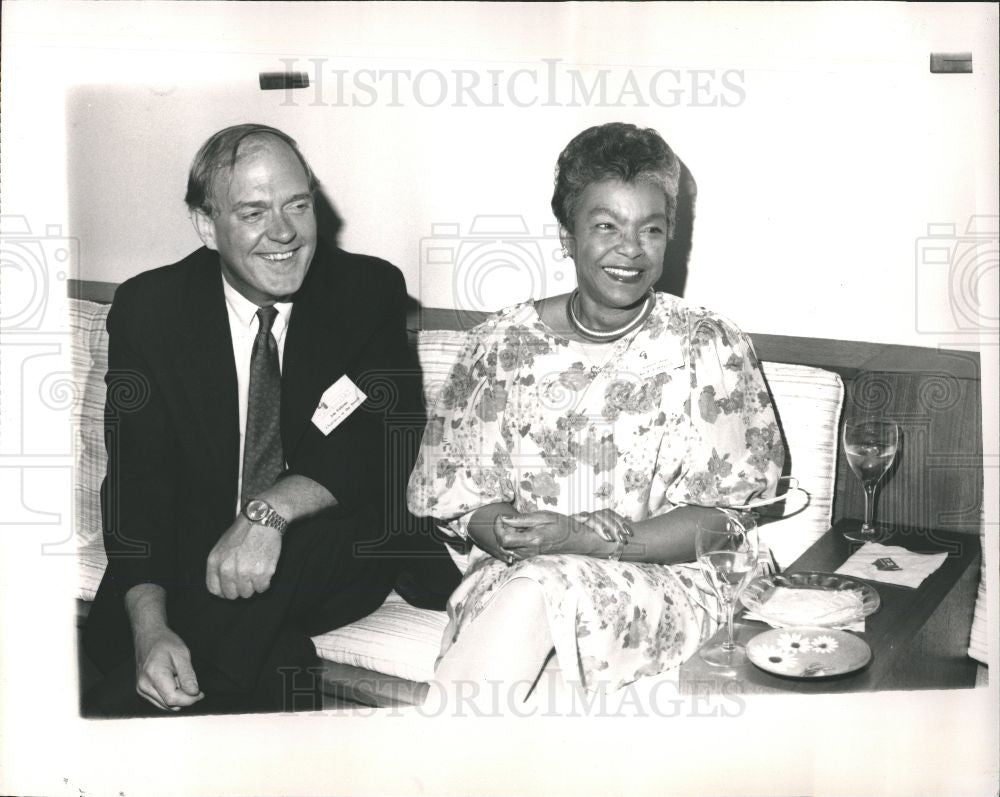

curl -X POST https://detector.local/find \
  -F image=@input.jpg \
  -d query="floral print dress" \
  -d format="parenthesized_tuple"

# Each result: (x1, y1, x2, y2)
(407, 293, 785, 690)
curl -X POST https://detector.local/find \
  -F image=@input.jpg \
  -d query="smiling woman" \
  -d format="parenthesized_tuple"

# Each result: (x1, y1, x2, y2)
(551, 123, 678, 338)
(563, 179, 665, 337)
(407, 122, 787, 708)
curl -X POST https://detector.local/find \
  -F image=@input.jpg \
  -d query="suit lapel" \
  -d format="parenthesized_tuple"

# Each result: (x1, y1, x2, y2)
(281, 250, 351, 459)
(168, 247, 354, 492)
(175, 253, 240, 505)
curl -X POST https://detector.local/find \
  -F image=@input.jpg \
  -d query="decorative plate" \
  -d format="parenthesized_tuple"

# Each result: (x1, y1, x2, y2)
(746, 626, 872, 679)
(740, 571, 880, 627)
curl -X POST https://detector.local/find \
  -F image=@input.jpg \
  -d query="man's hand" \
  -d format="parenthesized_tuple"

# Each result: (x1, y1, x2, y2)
(206, 514, 282, 599)
(133, 625, 204, 711)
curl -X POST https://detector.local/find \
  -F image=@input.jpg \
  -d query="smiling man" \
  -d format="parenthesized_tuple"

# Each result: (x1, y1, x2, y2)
(82, 124, 456, 716)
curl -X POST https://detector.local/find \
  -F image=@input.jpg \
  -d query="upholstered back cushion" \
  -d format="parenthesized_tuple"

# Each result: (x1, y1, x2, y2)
(70, 299, 111, 600)
(413, 332, 845, 571)
(757, 362, 845, 567)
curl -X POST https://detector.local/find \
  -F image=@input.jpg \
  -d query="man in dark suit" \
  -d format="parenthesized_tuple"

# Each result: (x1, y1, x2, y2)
(83, 124, 456, 715)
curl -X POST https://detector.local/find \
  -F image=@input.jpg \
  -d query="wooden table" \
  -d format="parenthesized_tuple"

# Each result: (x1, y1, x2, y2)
(679, 519, 982, 695)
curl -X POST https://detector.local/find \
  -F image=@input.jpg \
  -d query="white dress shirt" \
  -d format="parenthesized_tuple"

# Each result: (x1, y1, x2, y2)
(222, 275, 293, 512)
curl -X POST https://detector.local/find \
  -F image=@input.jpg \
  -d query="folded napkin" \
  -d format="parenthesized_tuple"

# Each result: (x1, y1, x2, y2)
(743, 587, 865, 631)
(835, 542, 947, 589)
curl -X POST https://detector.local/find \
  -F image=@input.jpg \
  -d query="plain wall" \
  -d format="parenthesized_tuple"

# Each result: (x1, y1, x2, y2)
(3, 2, 998, 351)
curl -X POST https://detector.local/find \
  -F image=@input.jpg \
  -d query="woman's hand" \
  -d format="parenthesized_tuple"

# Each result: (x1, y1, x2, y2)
(574, 508, 632, 544)
(473, 504, 715, 566)
(493, 511, 605, 560)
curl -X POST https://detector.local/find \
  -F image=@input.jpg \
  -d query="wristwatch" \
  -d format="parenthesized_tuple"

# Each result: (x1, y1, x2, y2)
(243, 498, 290, 537)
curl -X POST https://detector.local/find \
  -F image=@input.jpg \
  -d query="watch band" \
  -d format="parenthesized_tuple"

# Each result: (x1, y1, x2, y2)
(243, 499, 290, 536)
(260, 508, 289, 536)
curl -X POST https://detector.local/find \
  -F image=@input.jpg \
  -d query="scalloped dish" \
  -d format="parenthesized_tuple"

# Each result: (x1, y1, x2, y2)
(740, 571, 880, 628)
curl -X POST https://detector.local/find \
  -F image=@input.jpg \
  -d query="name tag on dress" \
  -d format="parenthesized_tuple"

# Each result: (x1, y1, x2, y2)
(638, 358, 678, 380)
(311, 375, 367, 435)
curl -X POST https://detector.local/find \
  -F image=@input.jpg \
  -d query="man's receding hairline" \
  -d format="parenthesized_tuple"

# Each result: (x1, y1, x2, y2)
(230, 131, 298, 163)
(204, 133, 311, 214)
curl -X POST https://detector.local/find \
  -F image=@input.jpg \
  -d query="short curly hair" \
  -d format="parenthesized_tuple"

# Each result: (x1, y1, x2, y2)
(551, 123, 681, 236)
(184, 123, 317, 215)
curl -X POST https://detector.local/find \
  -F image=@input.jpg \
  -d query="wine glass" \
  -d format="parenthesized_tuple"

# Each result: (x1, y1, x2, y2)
(695, 510, 760, 668)
(843, 417, 899, 542)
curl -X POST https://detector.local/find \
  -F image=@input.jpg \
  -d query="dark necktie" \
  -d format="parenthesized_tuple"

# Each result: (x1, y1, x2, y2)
(241, 305, 283, 509)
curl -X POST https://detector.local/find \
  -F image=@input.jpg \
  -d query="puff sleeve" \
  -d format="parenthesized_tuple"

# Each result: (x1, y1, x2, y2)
(663, 312, 785, 508)
(407, 318, 515, 537)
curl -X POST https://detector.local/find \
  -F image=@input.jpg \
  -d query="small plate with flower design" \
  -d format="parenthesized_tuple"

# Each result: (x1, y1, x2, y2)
(746, 626, 872, 679)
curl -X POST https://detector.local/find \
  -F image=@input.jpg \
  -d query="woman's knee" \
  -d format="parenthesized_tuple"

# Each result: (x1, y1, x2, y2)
(489, 576, 547, 620)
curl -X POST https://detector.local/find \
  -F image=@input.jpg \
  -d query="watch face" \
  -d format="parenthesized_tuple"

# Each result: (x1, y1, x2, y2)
(245, 499, 270, 521)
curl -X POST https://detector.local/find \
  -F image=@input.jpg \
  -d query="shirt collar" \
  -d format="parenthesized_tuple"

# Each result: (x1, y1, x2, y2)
(221, 273, 294, 334)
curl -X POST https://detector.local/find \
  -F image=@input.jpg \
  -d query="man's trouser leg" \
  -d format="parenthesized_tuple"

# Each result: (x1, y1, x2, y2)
(82, 507, 397, 717)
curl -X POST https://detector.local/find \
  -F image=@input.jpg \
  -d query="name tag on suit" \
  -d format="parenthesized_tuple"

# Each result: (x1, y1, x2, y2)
(311, 375, 367, 435)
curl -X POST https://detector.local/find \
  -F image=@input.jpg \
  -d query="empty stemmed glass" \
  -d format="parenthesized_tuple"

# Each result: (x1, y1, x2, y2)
(843, 417, 899, 542)
(695, 510, 759, 668)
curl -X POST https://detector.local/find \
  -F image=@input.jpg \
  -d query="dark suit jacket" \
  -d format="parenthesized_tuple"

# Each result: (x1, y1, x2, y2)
(87, 244, 457, 668)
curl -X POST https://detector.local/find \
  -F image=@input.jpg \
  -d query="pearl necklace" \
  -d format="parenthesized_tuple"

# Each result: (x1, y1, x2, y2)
(567, 288, 655, 341)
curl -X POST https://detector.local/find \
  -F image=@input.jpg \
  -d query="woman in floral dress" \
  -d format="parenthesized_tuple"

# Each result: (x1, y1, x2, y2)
(407, 123, 785, 704)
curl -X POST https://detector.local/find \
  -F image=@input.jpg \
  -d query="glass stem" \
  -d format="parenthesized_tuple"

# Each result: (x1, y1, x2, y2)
(862, 482, 877, 531)
(722, 598, 736, 652)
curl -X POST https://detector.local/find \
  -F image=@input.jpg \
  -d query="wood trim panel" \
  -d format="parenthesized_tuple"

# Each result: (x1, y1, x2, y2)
(68, 280, 981, 378)
(401, 304, 979, 381)
(68, 278, 118, 304)
(750, 333, 980, 381)
(834, 371, 983, 534)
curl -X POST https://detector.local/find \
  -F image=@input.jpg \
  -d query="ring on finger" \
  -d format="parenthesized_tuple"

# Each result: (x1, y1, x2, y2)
(614, 518, 635, 542)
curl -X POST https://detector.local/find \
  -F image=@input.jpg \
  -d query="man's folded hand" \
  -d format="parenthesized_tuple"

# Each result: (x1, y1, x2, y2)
(206, 515, 283, 599)
(134, 626, 204, 711)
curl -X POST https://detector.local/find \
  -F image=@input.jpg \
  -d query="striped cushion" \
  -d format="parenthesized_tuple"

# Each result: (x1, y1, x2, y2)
(70, 299, 111, 600)
(758, 362, 845, 568)
(968, 522, 988, 665)
(78, 539, 108, 602)
(311, 591, 448, 682)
